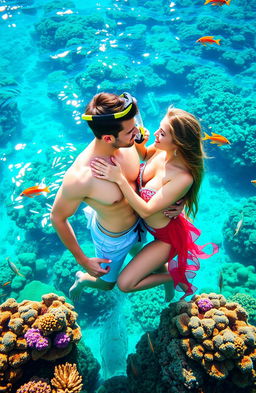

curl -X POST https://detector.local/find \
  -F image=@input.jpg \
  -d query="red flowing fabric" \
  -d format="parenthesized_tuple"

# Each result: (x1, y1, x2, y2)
(144, 215, 219, 299)
(137, 163, 219, 300)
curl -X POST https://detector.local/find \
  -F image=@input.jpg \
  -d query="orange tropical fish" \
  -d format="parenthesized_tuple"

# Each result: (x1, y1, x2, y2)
(2, 281, 11, 287)
(251, 180, 256, 187)
(202, 132, 231, 146)
(20, 185, 50, 198)
(204, 0, 231, 6)
(196, 36, 221, 46)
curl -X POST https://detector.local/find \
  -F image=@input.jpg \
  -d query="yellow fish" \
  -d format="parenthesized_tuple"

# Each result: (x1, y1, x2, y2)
(251, 180, 256, 187)
(202, 132, 231, 146)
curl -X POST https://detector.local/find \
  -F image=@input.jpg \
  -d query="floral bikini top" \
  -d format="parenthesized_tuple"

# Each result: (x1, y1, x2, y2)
(137, 163, 156, 202)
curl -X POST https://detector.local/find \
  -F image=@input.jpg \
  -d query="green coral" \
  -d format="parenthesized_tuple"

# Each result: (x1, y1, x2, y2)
(228, 293, 256, 326)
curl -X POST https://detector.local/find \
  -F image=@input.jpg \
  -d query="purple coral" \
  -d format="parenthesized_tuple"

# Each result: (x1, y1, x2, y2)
(24, 328, 42, 348)
(35, 336, 50, 350)
(53, 332, 70, 348)
(24, 328, 49, 350)
(197, 298, 213, 312)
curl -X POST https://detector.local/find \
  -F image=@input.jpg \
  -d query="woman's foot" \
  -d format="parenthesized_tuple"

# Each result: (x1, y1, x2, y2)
(69, 271, 87, 302)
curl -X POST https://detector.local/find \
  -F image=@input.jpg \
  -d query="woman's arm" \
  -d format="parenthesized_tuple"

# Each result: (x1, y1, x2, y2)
(90, 158, 192, 219)
(134, 128, 157, 161)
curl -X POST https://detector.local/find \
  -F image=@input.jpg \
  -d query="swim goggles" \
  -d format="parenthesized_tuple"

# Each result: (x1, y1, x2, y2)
(81, 92, 134, 122)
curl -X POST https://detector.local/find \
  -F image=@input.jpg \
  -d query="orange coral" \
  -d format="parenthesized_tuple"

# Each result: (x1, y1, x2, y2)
(0, 354, 8, 371)
(8, 318, 24, 335)
(35, 313, 63, 335)
(176, 293, 256, 387)
(51, 362, 83, 393)
(175, 313, 190, 336)
(203, 361, 228, 380)
(8, 350, 30, 368)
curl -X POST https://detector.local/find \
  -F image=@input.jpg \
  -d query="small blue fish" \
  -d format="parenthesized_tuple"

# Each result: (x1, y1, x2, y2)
(6, 257, 25, 277)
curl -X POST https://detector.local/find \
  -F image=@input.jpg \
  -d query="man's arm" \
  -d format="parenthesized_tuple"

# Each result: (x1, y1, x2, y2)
(50, 175, 111, 277)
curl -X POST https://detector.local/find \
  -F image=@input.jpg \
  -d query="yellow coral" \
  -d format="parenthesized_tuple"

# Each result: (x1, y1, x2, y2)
(204, 352, 214, 362)
(236, 355, 253, 373)
(72, 327, 82, 343)
(191, 344, 204, 361)
(203, 361, 228, 380)
(0, 312, 12, 327)
(233, 336, 246, 358)
(36, 313, 63, 335)
(8, 350, 30, 368)
(42, 293, 60, 307)
(175, 313, 190, 336)
(8, 317, 24, 335)
(0, 353, 8, 372)
(51, 362, 83, 393)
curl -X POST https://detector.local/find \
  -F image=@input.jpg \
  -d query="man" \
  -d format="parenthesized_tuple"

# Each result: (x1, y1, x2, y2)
(50, 92, 181, 299)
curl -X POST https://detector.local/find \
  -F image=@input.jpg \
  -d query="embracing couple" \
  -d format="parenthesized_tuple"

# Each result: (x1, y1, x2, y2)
(50, 92, 218, 302)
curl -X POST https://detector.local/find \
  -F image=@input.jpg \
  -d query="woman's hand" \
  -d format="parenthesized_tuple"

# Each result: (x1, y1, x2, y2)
(90, 157, 123, 184)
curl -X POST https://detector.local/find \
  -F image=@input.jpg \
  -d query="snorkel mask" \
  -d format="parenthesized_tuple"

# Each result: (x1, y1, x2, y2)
(81, 92, 134, 122)
(82, 92, 145, 143)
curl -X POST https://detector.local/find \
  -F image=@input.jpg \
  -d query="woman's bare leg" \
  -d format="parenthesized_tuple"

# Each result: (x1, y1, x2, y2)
(117, 240, 175, 300)
(155, 263, 175, 302)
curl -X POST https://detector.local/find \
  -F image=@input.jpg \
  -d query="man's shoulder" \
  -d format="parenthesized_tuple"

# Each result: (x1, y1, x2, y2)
(62, 164, 93, 198)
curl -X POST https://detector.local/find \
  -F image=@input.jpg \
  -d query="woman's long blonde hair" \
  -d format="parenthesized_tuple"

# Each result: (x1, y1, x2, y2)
(166, 107, 205, 218)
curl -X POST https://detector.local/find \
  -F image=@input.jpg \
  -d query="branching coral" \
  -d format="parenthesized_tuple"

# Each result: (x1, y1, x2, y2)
(16, 378, 52, 393)
(51, 362, 83, 393)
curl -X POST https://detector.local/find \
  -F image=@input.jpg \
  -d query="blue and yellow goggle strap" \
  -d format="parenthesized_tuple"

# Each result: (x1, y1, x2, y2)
(81, 92, 134, 122)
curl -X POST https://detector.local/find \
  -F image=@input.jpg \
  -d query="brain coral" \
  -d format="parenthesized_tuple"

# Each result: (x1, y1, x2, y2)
(220, 261, 256, 298)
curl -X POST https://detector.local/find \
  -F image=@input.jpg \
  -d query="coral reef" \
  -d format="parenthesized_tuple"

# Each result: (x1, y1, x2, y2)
(228, 293, 256, 326)
(220, 262, 256, 298)
(126, 293, 256, 392)
(0, 293, 81, 392)
(0, 77, 21, 145)
(128, 286, 166, 330)
(16, 378, 52, 393)
(51, 362, 83, 393)
(223, 197, 256, 266)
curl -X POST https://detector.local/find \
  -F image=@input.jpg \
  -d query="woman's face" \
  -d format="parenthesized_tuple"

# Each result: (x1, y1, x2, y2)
(154, 116, 175, 151)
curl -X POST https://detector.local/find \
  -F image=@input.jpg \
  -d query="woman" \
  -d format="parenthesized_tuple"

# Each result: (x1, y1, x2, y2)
(91, 107, 218, 300)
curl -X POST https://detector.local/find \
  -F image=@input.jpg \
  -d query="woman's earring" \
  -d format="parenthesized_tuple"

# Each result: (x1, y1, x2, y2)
(174, 149, 177, 157)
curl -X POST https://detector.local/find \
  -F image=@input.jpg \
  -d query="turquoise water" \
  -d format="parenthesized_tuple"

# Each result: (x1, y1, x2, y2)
(0, 0, 255, 391)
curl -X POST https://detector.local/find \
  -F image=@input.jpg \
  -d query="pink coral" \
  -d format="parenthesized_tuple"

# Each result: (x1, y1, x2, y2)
(197, 298, 213, 312)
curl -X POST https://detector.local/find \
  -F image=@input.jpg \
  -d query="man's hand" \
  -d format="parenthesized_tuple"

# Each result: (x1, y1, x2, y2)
(163, 198, 185, 219)
(77, 256, 112, 278)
